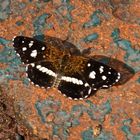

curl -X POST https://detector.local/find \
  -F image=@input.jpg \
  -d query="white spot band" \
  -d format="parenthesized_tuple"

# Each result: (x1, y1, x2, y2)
(36, 65, 57, 77)
(61, 76, 83, 85)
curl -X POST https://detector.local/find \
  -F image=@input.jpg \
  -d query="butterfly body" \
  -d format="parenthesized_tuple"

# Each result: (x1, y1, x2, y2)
(13, 36, 121, 100)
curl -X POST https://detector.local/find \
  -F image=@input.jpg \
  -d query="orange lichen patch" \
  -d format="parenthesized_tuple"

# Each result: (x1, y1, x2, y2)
(0, 63, 8, 70)
(0, 45, 4, 51)
(129, 2, 140, 17)
(104, 115, 126, 140)
(0, 16, 31, 38)
(71, 0, 94, 23)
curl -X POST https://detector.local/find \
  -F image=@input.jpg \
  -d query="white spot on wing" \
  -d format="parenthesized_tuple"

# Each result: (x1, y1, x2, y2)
(89, 71, 96, 79)
(35, 84, 39, 87)
(29, 41, 34, 48)
(84, 95, 89, 99)
(17, 53, 20, 57)
(115, 73, 121, 83)
(78, 80, 83, 85)
(99, 66, 104, 73)
(74, 98, 78, 101)
(102, 85, 108, 88)
(88, 88, 92, 94)
(22, 47, 27, 51)
(36, 65, 41, 69)
(68, 97, 73, 100)
(31, 63, 35, 67)
(41, 46, 45, 50)
(26, 65, 28, 72)
(102, 75, 107, 80)
(12, 36, 16, 41)
(85, 83, 89, 87)
(22, 40, 24, 43)
(30, 50, 37, 58)
(117, 73, 121, 80)
(87, 63, 91, 67)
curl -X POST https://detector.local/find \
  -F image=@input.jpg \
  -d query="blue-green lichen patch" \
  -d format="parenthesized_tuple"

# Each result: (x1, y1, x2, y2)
(121, 119, 140, 140)
(0, 37, 29, 85)
(35, 98, 61, 123)
(12, 1, 46, 16)
(15, 21, 24, 26)
(137, 77, 140, 84)
(33, 13, 51, 36)
(32, 1, 74, 36)
(34, 98, 112, 139)
(81, 127, 94, 140)
(42, 0, 51, 2)
(111, 28, 120, 42)
(83, 9, 107, 28)
(111, 28, 140, 72)
(85, 100, 111, 122)
(55, 0, 74, 23)
(0, 0, 11, 21)
(83, 33, 99, 43)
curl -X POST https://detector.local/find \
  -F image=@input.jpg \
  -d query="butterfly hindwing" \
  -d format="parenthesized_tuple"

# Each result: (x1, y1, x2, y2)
(26, 61, 57, 88)
(58, 72, 92, 100)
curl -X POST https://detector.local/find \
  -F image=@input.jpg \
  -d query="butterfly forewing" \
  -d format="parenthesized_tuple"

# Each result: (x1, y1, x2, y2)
(84, 59, 121, 89)
(13, 36, 47, 64)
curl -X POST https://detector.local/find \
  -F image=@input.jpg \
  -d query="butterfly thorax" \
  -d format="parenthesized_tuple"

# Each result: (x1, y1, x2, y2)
(62, 55, 87, 75)
(44, 44, 87, 75)
(44, 45, 68, 71)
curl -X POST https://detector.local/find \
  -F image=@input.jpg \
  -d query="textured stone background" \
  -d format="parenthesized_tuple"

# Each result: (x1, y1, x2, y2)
(0, 0, 140, 140)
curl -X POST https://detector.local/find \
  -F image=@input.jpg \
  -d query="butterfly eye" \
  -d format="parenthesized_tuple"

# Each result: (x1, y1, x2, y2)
(13, 36, 121, 100)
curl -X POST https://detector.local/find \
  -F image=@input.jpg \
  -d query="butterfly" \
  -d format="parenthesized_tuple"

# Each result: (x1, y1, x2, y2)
(12, 35, 121, 100)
